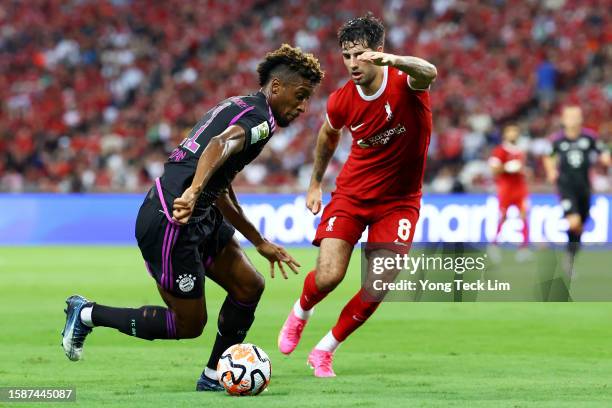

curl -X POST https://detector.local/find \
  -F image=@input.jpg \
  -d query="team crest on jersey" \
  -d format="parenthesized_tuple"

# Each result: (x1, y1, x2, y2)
(250, 121, 270, 144)
(326, 216, 337, 232)
(384, 101, 393, 121)
(176, 274, 196, 292)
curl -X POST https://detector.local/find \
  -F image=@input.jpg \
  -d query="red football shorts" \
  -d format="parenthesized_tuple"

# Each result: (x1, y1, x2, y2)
(498, 185, 528, 212)
(313, 193, 420, 250)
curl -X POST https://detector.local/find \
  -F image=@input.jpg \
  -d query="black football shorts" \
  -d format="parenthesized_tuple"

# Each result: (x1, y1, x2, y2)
(135, 187, 234, 298)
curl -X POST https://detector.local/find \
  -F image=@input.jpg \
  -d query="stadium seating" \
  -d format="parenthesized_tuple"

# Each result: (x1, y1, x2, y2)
(0, 0, 608, 192)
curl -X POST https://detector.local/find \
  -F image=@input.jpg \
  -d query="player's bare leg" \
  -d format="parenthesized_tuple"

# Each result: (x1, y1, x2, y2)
(196, 237, 265, 391)
(156, 286, 207, 339)
(278, 238, 352, 356)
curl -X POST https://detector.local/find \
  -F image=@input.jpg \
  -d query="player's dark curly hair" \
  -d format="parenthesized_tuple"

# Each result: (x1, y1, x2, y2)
(257, 44, 324, 86)
(338, 12, 385, 49)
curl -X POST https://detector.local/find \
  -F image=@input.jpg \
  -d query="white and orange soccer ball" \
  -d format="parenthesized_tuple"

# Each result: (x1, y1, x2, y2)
(217, 343, 271, 396)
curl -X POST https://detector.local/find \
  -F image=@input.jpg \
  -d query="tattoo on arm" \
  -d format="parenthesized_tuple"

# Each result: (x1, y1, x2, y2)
(393, 56, 437, 87)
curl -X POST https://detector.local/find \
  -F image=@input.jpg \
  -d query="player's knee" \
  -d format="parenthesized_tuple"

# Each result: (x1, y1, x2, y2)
(314, 267, 343, 292)
(177, 320, 206, 339)
(175, 312, 207, 339)
(232, 272, 265, 303)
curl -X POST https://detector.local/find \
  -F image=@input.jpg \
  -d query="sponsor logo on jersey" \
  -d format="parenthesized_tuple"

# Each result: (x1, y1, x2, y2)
(250, 121, 270, 144)
(350, 122, 365, 132)
(176, 274, 196, 292)
(357, 123, 406, 148)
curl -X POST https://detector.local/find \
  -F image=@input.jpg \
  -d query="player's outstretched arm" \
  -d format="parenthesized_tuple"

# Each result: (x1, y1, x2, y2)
(216, 185, 301, 279)
(358, 51, 437, 90)
(217, 184, 266, 247)
(307, 120, 341, 215)
(172, 125, 245, 224)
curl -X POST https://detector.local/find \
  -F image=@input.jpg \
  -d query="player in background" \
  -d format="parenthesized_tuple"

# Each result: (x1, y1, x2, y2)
(544, 105, 610, 271)
(60, 45, 324, 391)
(278, 13, 436, 377)
(488, 124, 531, 261)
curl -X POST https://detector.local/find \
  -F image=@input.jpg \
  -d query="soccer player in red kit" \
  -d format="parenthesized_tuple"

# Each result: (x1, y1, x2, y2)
(488, 125, 530, 251)
(278, 13, 437, 377)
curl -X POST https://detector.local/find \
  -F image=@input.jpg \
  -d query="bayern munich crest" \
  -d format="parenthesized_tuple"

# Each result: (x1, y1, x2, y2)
(176, 274, 196, 292)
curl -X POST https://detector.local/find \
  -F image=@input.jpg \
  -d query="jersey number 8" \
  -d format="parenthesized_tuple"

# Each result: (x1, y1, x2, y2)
(397, 219, 412, 241)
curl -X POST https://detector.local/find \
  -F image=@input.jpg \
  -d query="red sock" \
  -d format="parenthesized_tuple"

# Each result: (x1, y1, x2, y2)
(299, 270, 330, 311)
(331, 288, 381, 342)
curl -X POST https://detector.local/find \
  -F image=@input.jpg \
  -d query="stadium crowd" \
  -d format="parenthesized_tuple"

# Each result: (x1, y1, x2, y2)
(0, 0, 609, 193)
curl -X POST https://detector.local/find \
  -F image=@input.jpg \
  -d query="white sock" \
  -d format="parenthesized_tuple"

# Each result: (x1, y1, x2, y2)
(204, 367, 218, 380)
(80, 306, 94, 328)
(315, 330, 340, 353)
(293, 300, 314, 320)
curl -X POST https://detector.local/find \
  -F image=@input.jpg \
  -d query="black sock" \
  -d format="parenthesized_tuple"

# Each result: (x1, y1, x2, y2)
(205, 296, 257, 371)
(91, 304, 177, 340)
(567, 231, 581, 258)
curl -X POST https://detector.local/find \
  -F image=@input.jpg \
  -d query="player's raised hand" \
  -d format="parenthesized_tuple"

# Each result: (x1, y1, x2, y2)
(306, 184, 323, 215)
(256, 239, 301, 279)
(172, 186, 197, 224)
(358, 51, 395, 66)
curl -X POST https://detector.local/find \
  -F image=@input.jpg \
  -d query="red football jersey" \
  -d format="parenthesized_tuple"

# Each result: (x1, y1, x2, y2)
(489, 143, 528, 193)
(326, 66, 432, 202)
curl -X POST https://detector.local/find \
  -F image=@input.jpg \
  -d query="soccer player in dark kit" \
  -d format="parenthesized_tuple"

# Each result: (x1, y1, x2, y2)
(60, 44, 324, 391)
(544, 105, 610, 271)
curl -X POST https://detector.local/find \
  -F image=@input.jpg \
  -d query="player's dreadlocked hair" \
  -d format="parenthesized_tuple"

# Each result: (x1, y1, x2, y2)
(257, 44, 324, 87)
(338, 12, 385, 49)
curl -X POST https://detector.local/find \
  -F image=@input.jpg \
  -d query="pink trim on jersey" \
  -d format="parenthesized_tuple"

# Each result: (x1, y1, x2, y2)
(228, 106, 255, 126)
(155, 177, 181, 226)
(549, 128, 598, 141)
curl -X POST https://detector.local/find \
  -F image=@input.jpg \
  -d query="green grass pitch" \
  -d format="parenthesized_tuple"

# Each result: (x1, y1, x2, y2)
(1, 246, 612, 407)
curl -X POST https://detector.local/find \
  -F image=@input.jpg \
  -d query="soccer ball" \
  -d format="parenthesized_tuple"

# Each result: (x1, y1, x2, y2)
(217, 343, 271, 396)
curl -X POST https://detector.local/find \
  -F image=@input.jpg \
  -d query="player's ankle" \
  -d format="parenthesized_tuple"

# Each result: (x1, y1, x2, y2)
(80, 305, 94, 328)
(314, 331, 340, 353)
(293, 300, 313, 320)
